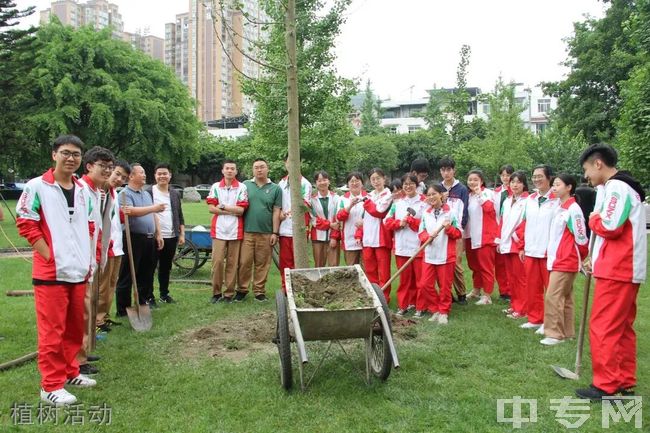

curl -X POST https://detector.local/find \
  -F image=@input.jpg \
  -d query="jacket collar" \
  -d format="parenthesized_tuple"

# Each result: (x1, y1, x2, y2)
(42, 168, 83, 188)
(219, 178, 240, 188)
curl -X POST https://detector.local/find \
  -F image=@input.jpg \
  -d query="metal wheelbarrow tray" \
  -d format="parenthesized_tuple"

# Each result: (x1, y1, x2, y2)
(274, 265, 400, 390)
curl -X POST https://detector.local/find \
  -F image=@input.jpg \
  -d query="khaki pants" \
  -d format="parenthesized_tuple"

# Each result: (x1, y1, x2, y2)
(96, 256, 122, 326)
(238, 232, 272, 296)
(77, 274, 98, 365)
(544, 271, 576, 340)
(344, 249, 361, 266)
(211, 239, 241, 297)
(453, 241, 466, 297)
(312, 240, 340, 267)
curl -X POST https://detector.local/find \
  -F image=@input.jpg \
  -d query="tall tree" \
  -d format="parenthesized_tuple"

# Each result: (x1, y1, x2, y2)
(447, 44, 471, 143)
(543, 0, 640, 143)
(359, 79, 383, 136)
(16, 22, 202, 174)
(0, 0, 36, 179)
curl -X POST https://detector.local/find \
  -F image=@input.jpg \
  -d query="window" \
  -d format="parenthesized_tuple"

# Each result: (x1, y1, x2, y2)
(408, 125, 421, 134)
(538, 99, 551, 113)
(482, 103, 490, 115)
(535, 123, 547, 135)
(387, 125, 398, 134)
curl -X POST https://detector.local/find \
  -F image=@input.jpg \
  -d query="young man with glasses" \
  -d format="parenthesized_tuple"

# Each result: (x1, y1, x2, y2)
(76, 146, 116, 375)
(16, 135, 98, 406)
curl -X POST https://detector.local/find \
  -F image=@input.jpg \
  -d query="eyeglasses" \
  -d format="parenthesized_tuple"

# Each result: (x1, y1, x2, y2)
(531, 175, 545, 180)
(95, 163, 114, 172)
(59, 150, 82, 159)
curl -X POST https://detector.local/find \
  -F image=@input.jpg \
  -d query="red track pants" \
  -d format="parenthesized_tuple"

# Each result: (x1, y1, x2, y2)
(590, 278, 639, 393)
(495, 251, 510, 296)
(279, 236, 295, 291)
(505, 253, 527, 315)
(419, 262, 454, 314)
(465, 240, 496, 295)
(34, 283, 86, 392)
(524, 257, 549, 324)
(395, 255, 422, 309)
(363, 247, 392, 303)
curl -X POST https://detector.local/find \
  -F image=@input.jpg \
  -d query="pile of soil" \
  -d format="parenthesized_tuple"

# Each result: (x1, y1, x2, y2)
(290, 268, 374, 310)
(180, 309, 419, 363)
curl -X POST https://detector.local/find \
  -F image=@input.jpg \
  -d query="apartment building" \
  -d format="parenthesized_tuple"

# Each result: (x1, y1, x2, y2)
(40, 0, 124, 40)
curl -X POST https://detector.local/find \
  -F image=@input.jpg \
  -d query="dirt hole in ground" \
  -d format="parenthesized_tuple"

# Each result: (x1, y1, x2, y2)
(182, 309, 419, 363)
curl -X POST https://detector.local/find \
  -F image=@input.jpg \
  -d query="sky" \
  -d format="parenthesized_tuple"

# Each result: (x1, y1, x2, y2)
(15, 0, 607, 100)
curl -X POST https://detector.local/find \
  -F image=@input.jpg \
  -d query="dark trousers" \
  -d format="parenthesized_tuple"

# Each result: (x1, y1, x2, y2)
(154, 237, 178, 298)
(116, 233, 156, 314)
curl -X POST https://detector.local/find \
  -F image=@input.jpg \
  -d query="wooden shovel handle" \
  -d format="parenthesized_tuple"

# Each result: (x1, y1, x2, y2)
(122, 194, 140, 307)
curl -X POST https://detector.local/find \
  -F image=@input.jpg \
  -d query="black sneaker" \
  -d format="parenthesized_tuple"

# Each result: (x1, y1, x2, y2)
(160, 295, 176, 304)
(499, 294, 511, 302)
(216, 296, 232, 304)
(79, 363, 99, 375)
(617, 387, 636, 396)
(233, 292, 248, 302)
(575, 384, 620, 402)
(96, 324, 111, 333)
(210, 294, 222, 304)
(105, 319, 121, 326)
(254, 294, 268, 302)
(456, 295, 467, 305)
(146, 298, 158, 309)
(87, 355, 101, 362)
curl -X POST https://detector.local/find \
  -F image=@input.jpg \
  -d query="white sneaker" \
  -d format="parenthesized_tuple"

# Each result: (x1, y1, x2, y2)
(535, 324, 545, 335)
(41, 388, 77, 406)
(413, 310, 424, 319)
(406, 304, 416, 312)
(467, 289, 481, 300)
(65, 374, 97, 388)
(437, 314, 448, 325)
(540, 337, 564, 346)
(428, 312, 440, 322)
(475, 295, 492, 305)
(520, 322, 542, 329)
(395, 308, 407, 316)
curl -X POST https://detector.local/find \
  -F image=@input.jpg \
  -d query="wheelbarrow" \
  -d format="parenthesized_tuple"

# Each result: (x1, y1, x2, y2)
(274, 265, 399, 390)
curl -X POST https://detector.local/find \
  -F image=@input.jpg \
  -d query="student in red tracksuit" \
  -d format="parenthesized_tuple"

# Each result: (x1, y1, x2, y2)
(576, 144, 647, 401)
(542, 174, 588, 346)
(336, 171, 367, 265)
(384, 174, 426, 315)
(16, 135, 97, 406)
(417, 184, 462, 324)
(519, 165, 560, 331)
(310, 170, 341, 267)
(361, 168, 393, 302)
(494, 165, 514, 301)
(465, 170, 498, 305)
(498, 171, 529, 320)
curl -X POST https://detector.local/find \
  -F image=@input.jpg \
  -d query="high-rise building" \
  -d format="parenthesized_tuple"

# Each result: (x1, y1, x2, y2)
(165, 0, 265, 122)
(40, 0, 163, 62)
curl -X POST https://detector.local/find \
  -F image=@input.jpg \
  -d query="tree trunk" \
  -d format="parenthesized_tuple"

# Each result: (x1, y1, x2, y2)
(285, 0, 309, 269)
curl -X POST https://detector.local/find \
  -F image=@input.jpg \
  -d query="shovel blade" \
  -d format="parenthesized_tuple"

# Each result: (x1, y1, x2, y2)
(126, 305, 152, 332)
(551, 364, 579, 380)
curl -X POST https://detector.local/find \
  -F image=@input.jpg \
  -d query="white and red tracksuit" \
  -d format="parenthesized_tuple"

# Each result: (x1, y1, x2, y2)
(206, 179, 249, 240)
(588, 175, 647, 394)
(16, 169, 94, 392)
(418, 204, 462, 314)
(384, 194, 426, 309)
(309, 190, 340, 242)
(466, 187, 498, 294)
(547, 197, 589, 273)
(522, 190, 560, 325)
(336, 191, 367, 252)
(494, 185, 512, 296)
(498, 192, 528, 315)
(278, 176, 312, 289)
(361, 188, 393, 302)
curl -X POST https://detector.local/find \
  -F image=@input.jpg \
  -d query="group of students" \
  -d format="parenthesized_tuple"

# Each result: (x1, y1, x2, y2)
(15, 134, 647, 405)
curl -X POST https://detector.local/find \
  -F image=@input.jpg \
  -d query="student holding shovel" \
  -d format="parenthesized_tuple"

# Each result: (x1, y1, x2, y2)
(575, 143, 647, 401)
(16, 135, 98, 406)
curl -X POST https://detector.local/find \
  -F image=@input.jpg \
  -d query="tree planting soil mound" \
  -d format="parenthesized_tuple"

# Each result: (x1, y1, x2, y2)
(290, 268, 374, 310)
(181, 306, 419, 363)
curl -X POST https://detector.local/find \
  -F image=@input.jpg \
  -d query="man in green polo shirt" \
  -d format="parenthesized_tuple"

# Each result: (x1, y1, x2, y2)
(235, 158, 282, 302)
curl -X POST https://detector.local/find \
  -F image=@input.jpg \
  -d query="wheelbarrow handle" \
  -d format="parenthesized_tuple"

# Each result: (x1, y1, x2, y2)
(380, 225, 444, 292)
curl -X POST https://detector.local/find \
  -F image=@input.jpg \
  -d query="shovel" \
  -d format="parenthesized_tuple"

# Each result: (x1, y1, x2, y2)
(551, 236, 596, 380)
(122, 196, 152, 332)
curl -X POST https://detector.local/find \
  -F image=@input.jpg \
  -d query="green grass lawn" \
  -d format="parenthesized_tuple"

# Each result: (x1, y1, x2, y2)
(0, 202, 648, 432)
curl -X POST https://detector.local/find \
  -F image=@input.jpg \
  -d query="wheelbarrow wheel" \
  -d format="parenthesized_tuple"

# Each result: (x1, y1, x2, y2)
(272, 243, 280, 270)
(275, 290, 292, 390)
(370, 283, 392, 381)
(172, 239, 199, 279)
